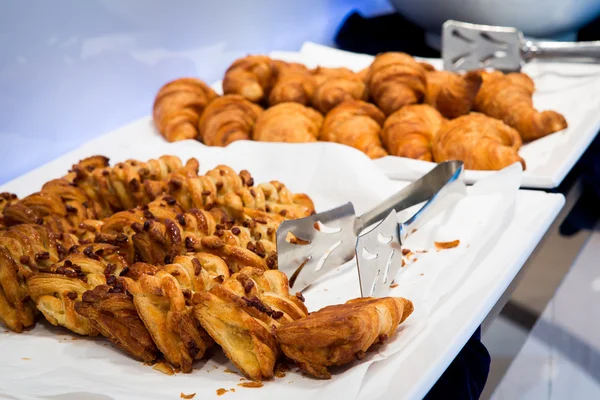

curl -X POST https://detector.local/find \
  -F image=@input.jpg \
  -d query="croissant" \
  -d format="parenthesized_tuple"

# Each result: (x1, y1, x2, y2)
(367, 52, 427, 115)
(223, 55, 277, 103)
(425, 70, 482, 119)
(253, 102, 322, 143)
(153, 78, 218, 142)
(75, 283, 159, 362)
(192, 267, 307, 381)
(311, 67, 367, 114)
(269, 61, 314, 106)
(474, 71, 567, 141)
(433, 112, 526, 170)
(321, 100, 388, 159)
(198, 95, 263, 146)
(381, 104, 445, 161)
(27, 244, 128, 335)
(276, 296, 413, 379)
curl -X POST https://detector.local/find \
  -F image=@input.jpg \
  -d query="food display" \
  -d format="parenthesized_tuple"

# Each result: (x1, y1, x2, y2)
(152, 52, 568, 171)
(0, 154, 414, 382)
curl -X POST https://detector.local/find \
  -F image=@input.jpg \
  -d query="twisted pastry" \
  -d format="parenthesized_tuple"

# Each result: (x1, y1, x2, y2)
(425, 70, 482, 119)
(268, 61, 314, 106)
(474, 71, 567, 142)
(192, 267, 308, 380)
(367, 52, 427, 115)
(381, 104, 445, 161)
(27, 243, 128, 335)
(0, 193, 18, 230)
(223, 55, 277, 103)
(253, 102, 323, 143)
(276, 297, 413, 379)
(0, 224, 60, 332)
(310, 67, 367, 114)
(198, 95, 262, 146)
(321, 100, 387, 159)
(433, 112, 526, 170)
(153, 78, 218, 142)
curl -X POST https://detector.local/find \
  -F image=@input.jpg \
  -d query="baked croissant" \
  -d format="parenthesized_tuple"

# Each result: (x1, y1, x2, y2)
(198, 95, 262, 146)
(192, 267, 307, 381)
(253, 102, 322, 143)
(276, 296, 414, 379)
(381, 104, 445, 161)
(153, 78, 218, 142)
(223, 55, 277, 103)
(321, 100, 388, 159)
(433, 112, 526, 170)
(269, 61, 314, 106)
(474, 71, 567, 141)
(425, 70, 482, 119)
(311, 67, 367, 114)
(367, 52, 427, 115)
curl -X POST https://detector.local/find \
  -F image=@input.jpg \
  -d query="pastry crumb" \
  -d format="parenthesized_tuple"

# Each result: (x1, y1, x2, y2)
(238, 381, 263, 388)
(420, 273, 424, 276)
(180, 393, 196, 399)
(401, 259, 406, 267)
(434, 240, 460, 249)
(223, 368, 237, 374)
(21, 357, 30, 360)
(216, 388, 228, 396)
(401, 248, 411, 256)
(230, 388, 236, 392)
(153, 361, 175, 375)
(275, 363, 290, 378)
(389, 283, 399, 288)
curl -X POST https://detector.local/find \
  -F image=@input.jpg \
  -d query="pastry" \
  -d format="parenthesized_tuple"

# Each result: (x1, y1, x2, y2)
(269, 61, 315, 106)
(381, 104, 445, 161)
(253, 102, 322, 143)
(474, 71, 567, 141)
(321, 100, 388, 159)
(311, 67, 367, 114)
(153, 78, 218, 142)
(433, 112, 526, 170)
(276, 296, 413, 379)
(425, 70, 482, 119)
(198, 95, 263, 146)
(367, 52, 427, 115)
(223, 55, 277, 103)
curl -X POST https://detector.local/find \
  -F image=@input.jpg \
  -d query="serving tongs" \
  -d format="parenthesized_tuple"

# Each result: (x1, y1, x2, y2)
(277, 161, 465, 294)
(442, 20, 600, 72)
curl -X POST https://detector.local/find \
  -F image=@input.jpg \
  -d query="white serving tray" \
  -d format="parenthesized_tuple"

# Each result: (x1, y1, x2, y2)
(0, 129, 564, 399)
(296, 42, 600, 189)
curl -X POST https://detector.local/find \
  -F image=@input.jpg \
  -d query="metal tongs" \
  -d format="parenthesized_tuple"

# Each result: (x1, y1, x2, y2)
(277, 161, 465, 295)
(442, 20, 600, 72)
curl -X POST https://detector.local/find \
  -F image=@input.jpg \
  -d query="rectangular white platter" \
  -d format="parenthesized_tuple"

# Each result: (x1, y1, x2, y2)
(0, 129, 564, 399)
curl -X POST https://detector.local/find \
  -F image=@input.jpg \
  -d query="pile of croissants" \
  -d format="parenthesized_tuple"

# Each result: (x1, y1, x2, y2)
(153, 52, 568, 171)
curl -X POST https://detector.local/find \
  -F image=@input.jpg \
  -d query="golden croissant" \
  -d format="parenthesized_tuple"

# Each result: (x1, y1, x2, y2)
(253, 102, 323, 143)
(198, 95, 262, 147)
(433, 112, 526, 170)
(153, 78, 218, 142)
(276, 296, 413, 379)
(311, 67, 367, 114)
(367, 52, 427, 115)
(425, 70, 482, 119)
(381, 104, 445, 161)
(223, 55, 277, 103)
(321, 100, 388, 159)
(474, 71, 567, 141)
(269, 61, 314, 106)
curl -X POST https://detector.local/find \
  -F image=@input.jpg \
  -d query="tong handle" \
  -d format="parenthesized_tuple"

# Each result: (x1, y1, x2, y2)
(524, 40, 600, 62)
(356, 161, 463, 232)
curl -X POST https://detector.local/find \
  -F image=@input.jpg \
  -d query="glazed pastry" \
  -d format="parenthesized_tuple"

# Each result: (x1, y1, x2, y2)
(367, 52, 427, 115)
(474, 71, 567, 141)
(321, 100, 388, 159)
(433, 112, 526, 170)
(192, 267, 307, 381)
(253, 102, 323, 143)
(123, 262, 214, 373)
(276, 296, 413, 379)
(28, 244, 128, 335)
(223, 55, 277, 103)
(153, 78, 218, 142)
(425, 70, 482, 119)
(0, 224, 60, 332)
(381, 104, 445, 161)
(311, 67, 367, 114)
(269, 61, 315, 106)
(75, 283, 159, 362)
(198, 95, 263, 146)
